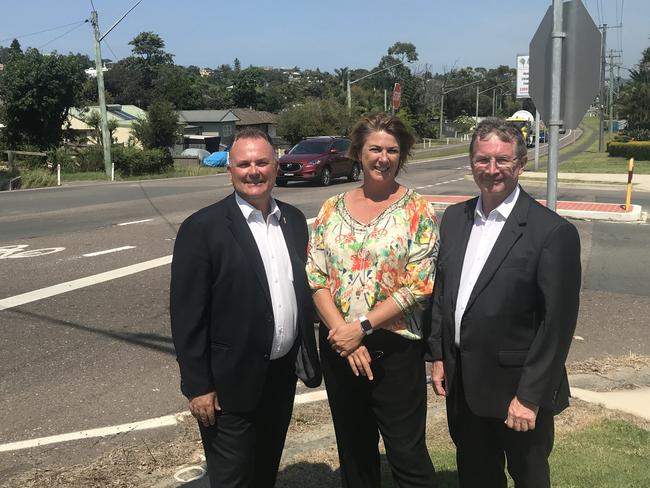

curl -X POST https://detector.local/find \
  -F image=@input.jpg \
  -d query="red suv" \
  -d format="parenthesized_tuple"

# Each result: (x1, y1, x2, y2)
(277, 136, 360, 186)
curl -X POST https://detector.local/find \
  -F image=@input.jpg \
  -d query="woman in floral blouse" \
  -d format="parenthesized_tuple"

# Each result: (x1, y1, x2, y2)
(306, 113, 439, 487)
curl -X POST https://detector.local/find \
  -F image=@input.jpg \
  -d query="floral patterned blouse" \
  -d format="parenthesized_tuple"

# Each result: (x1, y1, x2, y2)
(306, 189, 439, 340)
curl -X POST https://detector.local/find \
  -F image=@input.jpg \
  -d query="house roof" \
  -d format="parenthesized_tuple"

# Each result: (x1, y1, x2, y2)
(178, 110, 239, 124)
(231, 108, 277, 126)
(69, 105, 146, 127)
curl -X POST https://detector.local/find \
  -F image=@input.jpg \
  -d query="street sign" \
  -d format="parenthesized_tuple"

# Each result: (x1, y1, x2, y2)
(516, 55, 530, 99)
(529, 0, 601, 129)
(392, 83, 401, 110)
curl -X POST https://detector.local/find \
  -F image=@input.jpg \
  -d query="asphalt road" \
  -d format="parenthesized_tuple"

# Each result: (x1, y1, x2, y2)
(1, 143, 649, 479)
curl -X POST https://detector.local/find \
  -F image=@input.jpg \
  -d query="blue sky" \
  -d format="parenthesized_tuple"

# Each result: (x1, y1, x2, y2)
(1, 0, 647, 75)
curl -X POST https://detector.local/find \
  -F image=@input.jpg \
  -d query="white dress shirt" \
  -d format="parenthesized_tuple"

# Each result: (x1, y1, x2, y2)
(454, 186, 520, 346)
(235, 193, 298, 359)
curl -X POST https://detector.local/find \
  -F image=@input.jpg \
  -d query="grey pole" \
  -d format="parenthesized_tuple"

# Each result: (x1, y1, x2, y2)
(547, 0, 565, 211)
(475, 85, 479, 122)
(91, 10, 112, 180)
(347, 71, 351, 114)
(598, 24, 607, 152)
(608, 50, 615, 134)
(534, 109, 540, 171)
(439, 93, 444, 140)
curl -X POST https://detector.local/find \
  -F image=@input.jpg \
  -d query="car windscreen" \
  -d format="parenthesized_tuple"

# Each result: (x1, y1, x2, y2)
(289, 141, 330, 155)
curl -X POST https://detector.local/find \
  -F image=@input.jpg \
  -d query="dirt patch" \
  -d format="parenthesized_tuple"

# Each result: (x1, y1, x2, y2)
(568, 353, 650, 375)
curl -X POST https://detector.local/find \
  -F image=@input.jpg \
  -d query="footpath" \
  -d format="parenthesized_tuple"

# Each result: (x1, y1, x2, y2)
(425, 172, 649, 223)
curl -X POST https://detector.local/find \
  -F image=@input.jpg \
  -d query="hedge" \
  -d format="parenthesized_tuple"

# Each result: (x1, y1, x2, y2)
(112, 146, 173, 176)
(607, 141, 650, 161)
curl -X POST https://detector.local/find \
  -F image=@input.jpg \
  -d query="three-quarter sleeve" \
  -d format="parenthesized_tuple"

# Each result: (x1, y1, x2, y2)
(306, 196, 337, 291)
(391, 198, 439, 315)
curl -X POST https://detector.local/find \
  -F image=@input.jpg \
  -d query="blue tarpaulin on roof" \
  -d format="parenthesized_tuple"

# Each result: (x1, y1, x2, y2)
(203, 151, 228, 167)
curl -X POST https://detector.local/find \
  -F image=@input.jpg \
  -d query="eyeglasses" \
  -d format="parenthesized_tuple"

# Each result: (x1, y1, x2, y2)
(472, 156, 519, 168)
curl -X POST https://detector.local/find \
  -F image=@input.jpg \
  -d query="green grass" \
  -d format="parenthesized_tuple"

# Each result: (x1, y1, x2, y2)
(380, 418, 650, 487)
(57, 166, 226, 183)
(411, 146, 469, 161)
(531, 117, 650, 174)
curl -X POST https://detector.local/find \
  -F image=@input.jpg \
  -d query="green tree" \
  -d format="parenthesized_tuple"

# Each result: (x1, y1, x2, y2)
(277, 98, 350, 145)
(132, 100, 179, 149)
(129, 32, 174, 65)
(0, 48, 86, 148)
(617, 45, 650, 130)
(82, 110, 118, 145)
(232, 67, 262, 108)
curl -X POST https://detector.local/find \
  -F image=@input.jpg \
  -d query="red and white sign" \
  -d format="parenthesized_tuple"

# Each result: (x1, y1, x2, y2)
(392, 83, 401, 110)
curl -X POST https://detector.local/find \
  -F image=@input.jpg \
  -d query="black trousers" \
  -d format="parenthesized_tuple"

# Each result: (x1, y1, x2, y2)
(447, 354, 554, 488)
(198, 352, 297, 488)
(320, 326, 436, 488)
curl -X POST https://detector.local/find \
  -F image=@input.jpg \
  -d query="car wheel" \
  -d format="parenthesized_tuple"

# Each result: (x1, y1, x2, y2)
(276, 179, 287, 187)
(348, 163, 361, 182)
(319, 167, 332, 186)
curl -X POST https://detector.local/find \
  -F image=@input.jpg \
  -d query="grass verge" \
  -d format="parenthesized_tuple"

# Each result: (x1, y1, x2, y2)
(532, 117, 650, 174)
(411, 146, 469, 161)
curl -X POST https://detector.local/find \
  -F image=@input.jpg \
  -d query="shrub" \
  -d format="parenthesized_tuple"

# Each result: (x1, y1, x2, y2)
(112, 146, 173, 176)
(73, 146, 106, 172)
(20, 168, 57, 189)
(607, 141, 650, 161)
(620, 128, 650, 141)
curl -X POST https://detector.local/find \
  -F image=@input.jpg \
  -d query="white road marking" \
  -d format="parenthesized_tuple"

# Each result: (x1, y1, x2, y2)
(0, 255, 172, 311)
(83, 246, 136, 257)
(0, 413, 186, 452)
(0, 389, 329, 452)
(117, 218, 153, 226)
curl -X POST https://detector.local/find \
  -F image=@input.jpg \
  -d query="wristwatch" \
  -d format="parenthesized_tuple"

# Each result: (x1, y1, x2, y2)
(359, 315, 373, 336)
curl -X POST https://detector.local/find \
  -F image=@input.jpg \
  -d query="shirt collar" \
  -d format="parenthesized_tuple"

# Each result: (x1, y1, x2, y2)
(235, 192, 281, 222)
(475, 185, 520, 221)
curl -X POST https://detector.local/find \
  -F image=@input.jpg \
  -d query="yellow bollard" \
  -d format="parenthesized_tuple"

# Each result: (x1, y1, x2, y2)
(625, 158, 634, 211)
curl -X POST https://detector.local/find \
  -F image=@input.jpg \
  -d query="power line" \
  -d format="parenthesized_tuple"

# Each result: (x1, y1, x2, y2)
(104, 40, 119, 61)
(0, 20, 88, 44)
(38, 20, 90, 50)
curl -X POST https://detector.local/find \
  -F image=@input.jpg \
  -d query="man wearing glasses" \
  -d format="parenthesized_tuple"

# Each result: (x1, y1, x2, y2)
(428, 118, 581, 487)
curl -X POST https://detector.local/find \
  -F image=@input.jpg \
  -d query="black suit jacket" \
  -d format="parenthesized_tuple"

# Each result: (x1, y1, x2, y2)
(429, 188, 581, 419)
(170, 192, 321, 412)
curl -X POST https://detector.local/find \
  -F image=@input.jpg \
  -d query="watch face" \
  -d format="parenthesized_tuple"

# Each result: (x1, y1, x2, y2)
(361, 319, 372, 335)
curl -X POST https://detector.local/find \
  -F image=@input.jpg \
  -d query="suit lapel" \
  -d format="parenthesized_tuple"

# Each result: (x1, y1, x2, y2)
(464, 189, 530, 313)
(226, 193, 273, 308)
(450, 198, 478, 311)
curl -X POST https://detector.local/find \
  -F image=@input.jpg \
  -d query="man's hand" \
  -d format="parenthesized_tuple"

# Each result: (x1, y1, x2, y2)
(431, 360, 447, 396)
(189, 391, 220, 427)
(347, 346, 374, 380)
(505, 396, 539, 432)
(327, 321, 364, 357)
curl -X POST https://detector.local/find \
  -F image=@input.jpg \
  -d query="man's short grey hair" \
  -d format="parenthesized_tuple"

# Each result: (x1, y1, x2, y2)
(469, 117, 528, 163)
(233, 128, 274, 147)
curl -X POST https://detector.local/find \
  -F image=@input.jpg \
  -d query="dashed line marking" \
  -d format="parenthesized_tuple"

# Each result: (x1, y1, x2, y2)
(117, 219, 153, 226)
(83, 246, 136, 257)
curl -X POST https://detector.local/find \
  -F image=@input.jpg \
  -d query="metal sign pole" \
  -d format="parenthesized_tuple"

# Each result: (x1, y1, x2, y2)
(534, 109, 540, 171)
(547, 0, 565, 211)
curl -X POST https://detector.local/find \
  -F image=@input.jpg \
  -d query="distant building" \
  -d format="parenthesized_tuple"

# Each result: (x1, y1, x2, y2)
(199, 68, 214, 77)
(84, 66, 109, 78)
(0, 63, 4, 72)
(177, 110, 239, 146)
(231, 108, 277, 139)
(66, 104, 146, 145)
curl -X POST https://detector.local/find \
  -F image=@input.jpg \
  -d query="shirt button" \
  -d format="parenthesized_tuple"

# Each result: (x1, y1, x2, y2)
(263, 354, 270, 360)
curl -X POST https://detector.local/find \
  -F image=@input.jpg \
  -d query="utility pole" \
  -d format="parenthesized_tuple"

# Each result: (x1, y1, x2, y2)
(91, 10, 112, 180)
(598, 24, 607, 152)
(347, 70, 352, 113)
(608, 49, 622, 134)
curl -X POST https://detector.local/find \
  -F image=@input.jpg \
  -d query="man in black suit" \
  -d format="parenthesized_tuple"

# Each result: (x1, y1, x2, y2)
(428, 118, 581, 487)
(170, 128, 321, 488)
